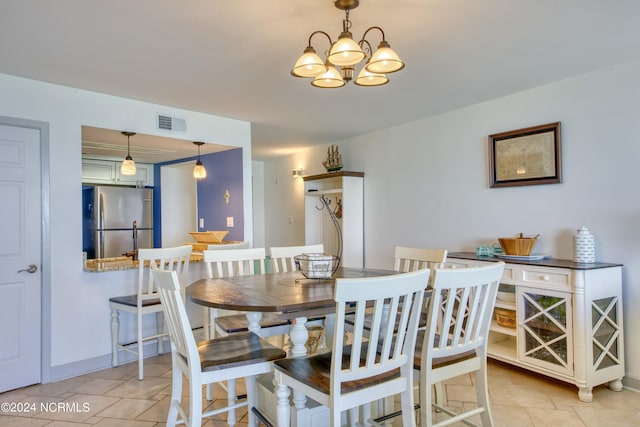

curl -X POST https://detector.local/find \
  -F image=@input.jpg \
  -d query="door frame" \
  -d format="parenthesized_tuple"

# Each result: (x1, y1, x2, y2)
(0, 115, 51, 383)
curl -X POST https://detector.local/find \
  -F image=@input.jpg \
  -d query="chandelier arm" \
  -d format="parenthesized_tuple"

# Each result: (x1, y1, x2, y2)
(358, 39, 373, 58)
(307, 30, 333, 48)
(360, 26, 386, 43)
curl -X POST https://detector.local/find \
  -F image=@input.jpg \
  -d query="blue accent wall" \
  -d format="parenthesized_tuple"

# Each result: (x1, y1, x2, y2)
(152, 147, 244, 247)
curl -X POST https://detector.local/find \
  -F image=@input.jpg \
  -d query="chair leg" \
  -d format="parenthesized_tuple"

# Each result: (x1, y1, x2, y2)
(188, 374, 203, 427)
(331, 406, 342, 427)
(166, 357, 182, 427)
(400, 387, 416, 427)
(137, 312, 144, 381)
(246, 375, 258, 427)
(156, 311, 165, 354)
(348, 407, 359, 426)
(433, 382, 444, 409)
(420, 370, 434, 427)
(227, 378, 237, 426)
(110, 308, 119, 367)
(275, 380, 291, 427)
(475, 360, 494, 426)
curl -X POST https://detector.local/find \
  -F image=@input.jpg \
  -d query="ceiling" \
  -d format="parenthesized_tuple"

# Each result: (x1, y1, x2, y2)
(3, 1, 640, 161)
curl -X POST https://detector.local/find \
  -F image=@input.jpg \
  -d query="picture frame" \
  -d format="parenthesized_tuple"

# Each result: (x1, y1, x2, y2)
(488, 122, 562, 188)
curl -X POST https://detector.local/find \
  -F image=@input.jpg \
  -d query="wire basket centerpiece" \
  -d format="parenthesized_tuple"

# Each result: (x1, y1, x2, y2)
(294, 253, 340, 279)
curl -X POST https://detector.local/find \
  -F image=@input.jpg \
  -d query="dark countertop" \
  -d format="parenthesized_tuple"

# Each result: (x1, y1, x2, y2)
(448, 252, 622, 270)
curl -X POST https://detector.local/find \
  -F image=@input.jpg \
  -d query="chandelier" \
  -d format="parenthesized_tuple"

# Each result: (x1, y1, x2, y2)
(291, 0, 404, 88)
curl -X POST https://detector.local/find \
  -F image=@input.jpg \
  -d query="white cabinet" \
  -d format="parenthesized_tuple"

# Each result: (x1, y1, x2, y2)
(447, 253, 624, 402)
(82, 159, 154, 186)
(303, 172, 364, 268)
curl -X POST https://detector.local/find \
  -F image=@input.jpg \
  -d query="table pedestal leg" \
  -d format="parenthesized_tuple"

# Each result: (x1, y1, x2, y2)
(246, 312, 263, 336)
(289, 316, 308, 357)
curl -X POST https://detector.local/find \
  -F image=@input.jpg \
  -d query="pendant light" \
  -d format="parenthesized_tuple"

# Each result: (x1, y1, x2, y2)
(120, 131, 137, 175)
(193, 141, 207, 179)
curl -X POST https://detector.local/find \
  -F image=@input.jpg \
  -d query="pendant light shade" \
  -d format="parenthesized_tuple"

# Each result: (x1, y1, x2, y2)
(120, 131, 137, 176)
(193, 141, 207, 179)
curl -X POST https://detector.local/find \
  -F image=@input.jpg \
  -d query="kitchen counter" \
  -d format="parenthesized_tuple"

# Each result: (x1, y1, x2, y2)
(84, 254, 203, 272)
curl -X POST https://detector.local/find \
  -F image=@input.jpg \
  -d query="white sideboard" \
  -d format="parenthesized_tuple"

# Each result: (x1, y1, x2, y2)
(447, 252, 624, 402)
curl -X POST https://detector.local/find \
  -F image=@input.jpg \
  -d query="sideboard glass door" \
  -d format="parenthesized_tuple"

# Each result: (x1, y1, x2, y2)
(518, 288, 573, 376)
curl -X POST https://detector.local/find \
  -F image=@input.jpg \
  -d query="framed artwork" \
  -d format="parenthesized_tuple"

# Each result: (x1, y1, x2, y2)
(488, 122, 562, 188)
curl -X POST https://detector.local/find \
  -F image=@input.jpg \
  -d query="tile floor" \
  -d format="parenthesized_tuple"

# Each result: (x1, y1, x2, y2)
(1, 355, 638, 426)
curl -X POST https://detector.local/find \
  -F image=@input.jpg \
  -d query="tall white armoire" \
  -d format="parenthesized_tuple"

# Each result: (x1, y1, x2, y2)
(303, 171, 364, 268)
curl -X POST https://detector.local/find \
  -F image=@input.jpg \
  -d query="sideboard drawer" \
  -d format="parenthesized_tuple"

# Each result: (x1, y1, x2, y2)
(520, 267, 571, 290)
(501, 266, 516, 284)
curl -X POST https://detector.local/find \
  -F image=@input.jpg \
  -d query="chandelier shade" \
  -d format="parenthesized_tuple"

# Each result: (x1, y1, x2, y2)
(291, 0, 404, 88)
(120, 131, 137, 176)
(291, 46, 327, 77)
(365, 40, 405, 74)
(312, 63, 346, 88)
(327, 32, 366, 66)
(354, 66, 388, 86)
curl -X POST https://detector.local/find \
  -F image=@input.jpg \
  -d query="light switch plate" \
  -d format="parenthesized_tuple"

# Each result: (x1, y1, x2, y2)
(199, 218, 204, 229)
(227, 216, 234, 227)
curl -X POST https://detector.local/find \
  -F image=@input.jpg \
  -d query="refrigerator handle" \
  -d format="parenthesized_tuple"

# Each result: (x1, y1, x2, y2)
(98, 192, 105, 258)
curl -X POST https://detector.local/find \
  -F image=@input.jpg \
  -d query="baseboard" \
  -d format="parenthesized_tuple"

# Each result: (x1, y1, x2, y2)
(49, 339, 167, 382)
(623, 374, 640, 393)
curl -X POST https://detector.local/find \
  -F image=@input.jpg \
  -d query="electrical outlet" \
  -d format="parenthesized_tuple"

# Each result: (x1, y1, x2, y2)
(227, 217, 234, 227)
(199, 218, 204, 229)
(288, 216, 294, 224)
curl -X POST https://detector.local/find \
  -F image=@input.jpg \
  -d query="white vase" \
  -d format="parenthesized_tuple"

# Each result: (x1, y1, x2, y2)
(574, 226, 595, 263)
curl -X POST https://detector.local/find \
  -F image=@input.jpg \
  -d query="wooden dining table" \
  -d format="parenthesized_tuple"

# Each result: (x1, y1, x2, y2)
(186, 266, 396, 357)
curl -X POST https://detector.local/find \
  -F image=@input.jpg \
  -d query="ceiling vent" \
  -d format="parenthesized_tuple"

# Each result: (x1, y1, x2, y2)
(157, 115, 187, 132)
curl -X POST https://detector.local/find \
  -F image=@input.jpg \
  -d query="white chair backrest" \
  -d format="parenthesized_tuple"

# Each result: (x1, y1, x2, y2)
(137, 245, 192, 302)
(331, 269, 429, 395)
(207, 241, 250, 250)
(422, 262, 504, 361)
(394, 246, 447, 273)
(269, 244, 325, 273)
(203, 247, 267, 279)
(150, 267, 199, 368)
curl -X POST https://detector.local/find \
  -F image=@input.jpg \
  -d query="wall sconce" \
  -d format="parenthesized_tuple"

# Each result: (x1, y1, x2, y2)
(292, 168, 303, 179)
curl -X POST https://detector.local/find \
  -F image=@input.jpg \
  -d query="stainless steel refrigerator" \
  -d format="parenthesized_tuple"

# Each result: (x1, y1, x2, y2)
(83, 186, 154, 259)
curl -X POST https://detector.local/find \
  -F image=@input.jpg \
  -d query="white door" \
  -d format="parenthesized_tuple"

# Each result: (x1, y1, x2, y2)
(0, 123, 42, 392)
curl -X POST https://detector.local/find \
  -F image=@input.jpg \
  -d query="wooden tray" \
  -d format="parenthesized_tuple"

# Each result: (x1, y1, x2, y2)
(189, 231, 229, 244)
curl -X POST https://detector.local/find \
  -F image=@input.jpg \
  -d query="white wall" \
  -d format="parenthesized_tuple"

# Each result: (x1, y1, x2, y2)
(263, 58, 640, 387)
(161, 161, 197, 247)
(251, 160, 266, 248)
(0, 73, 252, 376)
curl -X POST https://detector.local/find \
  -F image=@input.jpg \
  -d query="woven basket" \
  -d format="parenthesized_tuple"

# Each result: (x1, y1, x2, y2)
(495, 308, 516, 328)
(498, 234, 538, 256)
